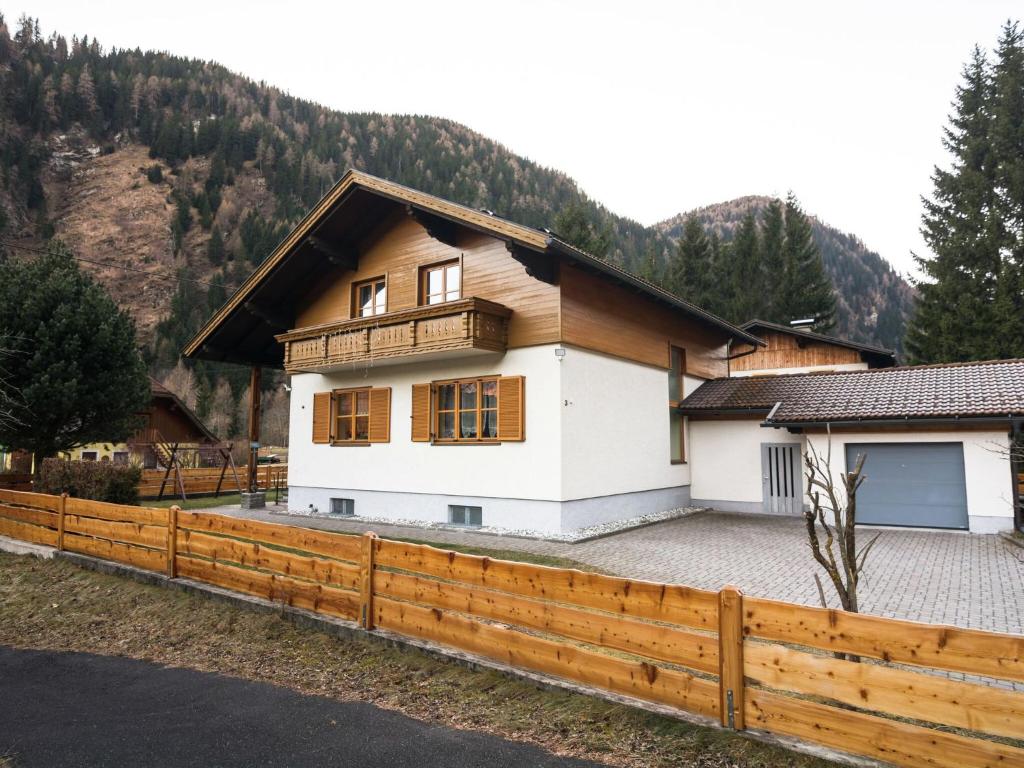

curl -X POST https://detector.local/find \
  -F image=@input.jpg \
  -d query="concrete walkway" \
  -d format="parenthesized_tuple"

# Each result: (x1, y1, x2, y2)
(210, 504, 1024, 636)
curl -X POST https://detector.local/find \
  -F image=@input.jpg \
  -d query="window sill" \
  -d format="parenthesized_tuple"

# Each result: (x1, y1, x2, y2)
(431, 439, 501, 446)
(671, 459, 687, 465)
(330, 441, 373, 447)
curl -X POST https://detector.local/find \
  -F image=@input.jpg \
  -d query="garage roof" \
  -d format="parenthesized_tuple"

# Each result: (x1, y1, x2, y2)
(679, 358, 1024, 426)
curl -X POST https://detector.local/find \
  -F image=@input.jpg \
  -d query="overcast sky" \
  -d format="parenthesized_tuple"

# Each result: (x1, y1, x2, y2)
(12, 1, 1021, 276)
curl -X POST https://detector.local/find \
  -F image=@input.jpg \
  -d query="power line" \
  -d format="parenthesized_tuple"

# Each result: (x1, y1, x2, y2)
(0, 239, 238, 291)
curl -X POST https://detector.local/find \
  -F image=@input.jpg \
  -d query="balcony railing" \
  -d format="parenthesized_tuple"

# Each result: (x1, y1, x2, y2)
(277, 297, 511, 373)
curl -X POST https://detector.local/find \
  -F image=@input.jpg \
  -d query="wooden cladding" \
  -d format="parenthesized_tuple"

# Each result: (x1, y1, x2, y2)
(730, 329, 863, 373)
(410, 376, 525, 443)
(280, 297, 511, 373)
(311, 387, 391, 444)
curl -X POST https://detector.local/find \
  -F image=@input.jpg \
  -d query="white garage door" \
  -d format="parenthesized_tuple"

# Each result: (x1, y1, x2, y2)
(844, 442, 968, 530)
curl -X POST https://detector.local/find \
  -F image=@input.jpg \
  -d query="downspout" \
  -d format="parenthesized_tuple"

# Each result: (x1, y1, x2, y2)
(725, 337, 759, 377)
(1011, 419, 1023, 534)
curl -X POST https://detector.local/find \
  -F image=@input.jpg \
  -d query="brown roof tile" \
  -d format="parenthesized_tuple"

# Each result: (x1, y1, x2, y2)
(679, 358, 1024, 424)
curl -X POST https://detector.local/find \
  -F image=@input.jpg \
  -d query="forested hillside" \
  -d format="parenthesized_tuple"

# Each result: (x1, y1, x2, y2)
(0, 14, 915, 440)
(657, 197, 915, 352)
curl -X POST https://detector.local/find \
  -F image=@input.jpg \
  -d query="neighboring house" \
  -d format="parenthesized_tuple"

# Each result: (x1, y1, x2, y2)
(73, 377, 217, 467)
(681, 359, 1024, 533)
(183, 170, 762, 533)
(728, 319, 895, 377)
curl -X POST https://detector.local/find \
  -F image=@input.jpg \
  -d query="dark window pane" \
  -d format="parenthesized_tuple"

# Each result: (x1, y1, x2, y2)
(459, 411, 477, 438)
(468, 506, 482, 526)
(481, 380, 497, 408)
(355, 415, 369, 441)
(481, 409, 498, 438)
(356, 390, 369, 415)
(338, 418, 353, 441)
(437, 384, 455, 411)
(338, 393, 353, 416)
(460, 382, 477, 410)
(438, 412, 455, 439)
(670, 411, 683, 461)
(359, 284, 374, 316)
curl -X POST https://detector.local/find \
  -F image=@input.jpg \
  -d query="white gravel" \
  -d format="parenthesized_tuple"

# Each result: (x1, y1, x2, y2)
(278, 505, 702, 543)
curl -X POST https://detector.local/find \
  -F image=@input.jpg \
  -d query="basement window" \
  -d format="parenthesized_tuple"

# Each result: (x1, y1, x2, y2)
(330, 498, 355, 516)
(448, 505, 482, 527)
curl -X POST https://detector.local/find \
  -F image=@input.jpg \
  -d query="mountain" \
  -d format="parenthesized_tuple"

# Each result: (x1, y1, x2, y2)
(0, 14, 914, 400)
(656, 197, 915, 353)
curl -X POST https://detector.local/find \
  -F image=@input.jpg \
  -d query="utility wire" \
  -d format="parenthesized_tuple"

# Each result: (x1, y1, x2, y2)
(0, 239, 238, 291)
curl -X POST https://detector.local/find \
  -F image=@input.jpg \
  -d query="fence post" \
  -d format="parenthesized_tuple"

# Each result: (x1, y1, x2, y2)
(167, 505, 180, 579)
(360, 531, 378, 630)
(57, 492, 67, 551)
(718, 585, 745, 730)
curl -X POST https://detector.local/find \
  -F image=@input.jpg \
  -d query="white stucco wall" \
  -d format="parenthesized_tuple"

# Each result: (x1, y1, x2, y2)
(688, 419, 804, 512)
(806, 429, 1014, 533)
(731, 362, 868, 377)
(559, 346, 690, 500)
(288, 345, 563, 529)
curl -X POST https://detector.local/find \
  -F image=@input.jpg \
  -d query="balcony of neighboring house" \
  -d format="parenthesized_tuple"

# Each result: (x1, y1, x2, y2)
(276, 297, 512, 373)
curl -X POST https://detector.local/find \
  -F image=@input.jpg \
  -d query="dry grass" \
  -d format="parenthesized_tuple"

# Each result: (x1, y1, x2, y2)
(0, 552, 837, 767)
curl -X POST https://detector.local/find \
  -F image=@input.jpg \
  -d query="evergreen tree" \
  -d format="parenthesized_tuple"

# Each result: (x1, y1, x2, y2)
(905, 47, 1003, 363)
(667, 217, 715, 304)
(552, 200, 611, 259)
(207, 227, 226, 266)
(780, 193, 837, 331)
(726, 211, 762, 322)
(0, 243, 150, 466)
(760, 199, 786, 320)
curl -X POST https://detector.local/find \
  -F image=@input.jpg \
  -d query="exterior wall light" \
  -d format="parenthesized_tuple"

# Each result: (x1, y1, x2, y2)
(554, 347, 566, 361)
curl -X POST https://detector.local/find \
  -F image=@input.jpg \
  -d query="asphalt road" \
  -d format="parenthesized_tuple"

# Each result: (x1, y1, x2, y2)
(0, 647, 601, 767)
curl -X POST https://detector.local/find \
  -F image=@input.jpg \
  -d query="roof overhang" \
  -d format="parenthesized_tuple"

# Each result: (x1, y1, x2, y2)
(182, 170, 762, 367)
(760, 414, 1024, 430)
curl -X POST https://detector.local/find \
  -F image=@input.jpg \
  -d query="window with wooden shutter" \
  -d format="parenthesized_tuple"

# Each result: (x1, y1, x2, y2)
(312, 391, 333, 444)
(497, 375, 525, 441)
(411, 383, 432, 442)
(331, 387, 391, 444)
(368, 388, 391, 443)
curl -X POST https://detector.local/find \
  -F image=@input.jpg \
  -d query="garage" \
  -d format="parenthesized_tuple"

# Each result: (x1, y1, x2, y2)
(844, 442, 968, 530)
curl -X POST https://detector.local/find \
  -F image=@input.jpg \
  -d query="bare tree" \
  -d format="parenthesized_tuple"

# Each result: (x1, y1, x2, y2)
(803, 428, 880, 615)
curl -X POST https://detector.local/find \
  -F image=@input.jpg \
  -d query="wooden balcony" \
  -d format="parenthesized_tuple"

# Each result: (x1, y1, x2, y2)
(277, 298, 512, 373)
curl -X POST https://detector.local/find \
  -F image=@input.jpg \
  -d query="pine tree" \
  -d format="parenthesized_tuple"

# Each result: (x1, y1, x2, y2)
(552, 200, 611, 259)
(207, 227, 226, 265)
(990, 22, 1024, 357)
(780, 193, 837, 331)
(0, 243, 150, 465)
(726, 211, 762, 322)
(905, 47, 1003, 363)
(667, 217, 715, 304)
(760, 199, 786, 321)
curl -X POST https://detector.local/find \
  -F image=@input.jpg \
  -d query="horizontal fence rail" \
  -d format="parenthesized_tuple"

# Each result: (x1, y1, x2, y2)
(0, 487, 1022, 768)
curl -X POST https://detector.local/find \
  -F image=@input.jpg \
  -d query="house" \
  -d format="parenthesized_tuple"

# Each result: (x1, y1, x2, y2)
(183, 170, 1022, 535)
(73, 377, 217, 467)
(183, 170, 762, 533)
(728, 319, 896, 376)
(682, 359, 1024, 533)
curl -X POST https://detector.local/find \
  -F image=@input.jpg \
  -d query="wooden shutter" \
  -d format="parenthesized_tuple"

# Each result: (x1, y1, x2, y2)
(312, 392, 332, 444)
(497, 376, 525, 441)
(368, 387, 391, 443)
(411, 383, 432, 442)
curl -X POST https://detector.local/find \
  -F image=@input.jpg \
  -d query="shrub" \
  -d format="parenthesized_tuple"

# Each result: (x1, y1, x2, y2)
(38, 458, 142, 505)
(146, 164, 163, 183)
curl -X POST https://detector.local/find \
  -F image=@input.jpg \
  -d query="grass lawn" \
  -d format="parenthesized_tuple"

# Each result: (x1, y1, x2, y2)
(147, 493, 245, 510)
(0, 552, 837, 768)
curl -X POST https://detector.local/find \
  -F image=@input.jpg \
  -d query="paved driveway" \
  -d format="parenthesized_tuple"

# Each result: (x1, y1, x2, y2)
(223, 506, 1024, 635)
(0, 647, 598, 768)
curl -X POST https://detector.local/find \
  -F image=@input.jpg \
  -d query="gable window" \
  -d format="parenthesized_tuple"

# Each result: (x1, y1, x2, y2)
(421, 260, 461, 305)
(436, 378, 498, 441)
(354, 277, 387, 317)
(669, 346, 686, 464)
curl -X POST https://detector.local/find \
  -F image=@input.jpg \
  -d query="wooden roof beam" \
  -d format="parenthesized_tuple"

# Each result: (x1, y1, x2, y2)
(507, 243, 559, 285)
(307, 236, 358, 271)
(406, 204, 458, 247)
(243, 300, 291, 332)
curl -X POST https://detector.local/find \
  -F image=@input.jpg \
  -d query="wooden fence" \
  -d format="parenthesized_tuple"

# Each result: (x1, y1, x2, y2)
(136, 464, 287, 499)
(0, 487, 1021, 768)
